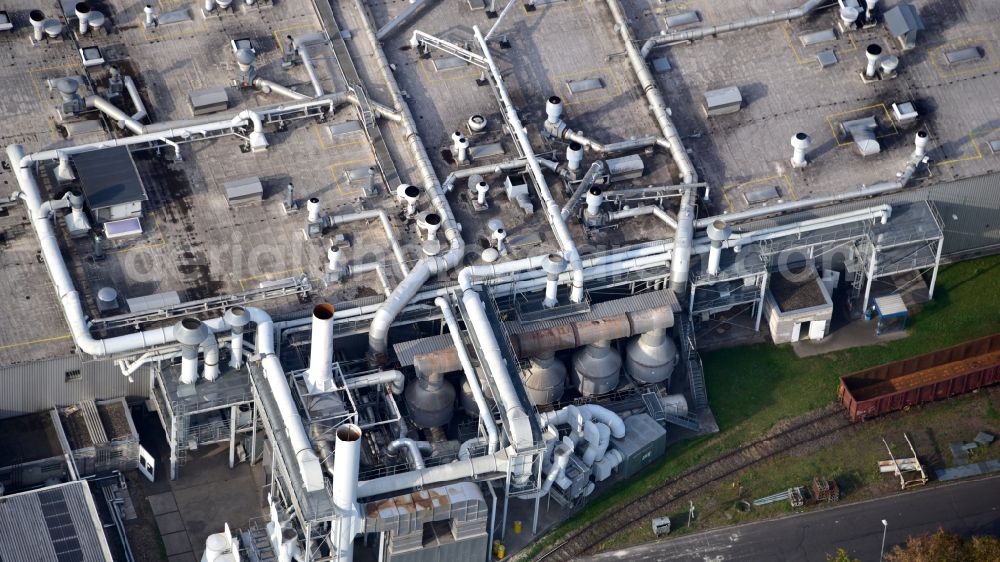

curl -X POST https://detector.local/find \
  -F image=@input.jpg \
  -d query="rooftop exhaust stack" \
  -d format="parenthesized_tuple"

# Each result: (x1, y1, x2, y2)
(542, 253, 567, 308)
(476, 181, 489, 205)
(396, 184, 420, 217)
(327, 244, 344, 274)
(203, 0, 215, 14)
(706, 219, 732, 276)
(912, 130, 929, 161)
(418, 212, 442, 255)
(306, 197, 321, 224)
(585, 187, 604, 218)
(566, 142, 584, 172)
(546, 96, 564, 125)
(66, 191, 90, 234)
(790, 132, 812, 168)
(492, 226, 508, 256)
(56, 151, 75, 182)
(224, 307, 250, 369)
(331, 424, 363, 560)
(143, 5, 156, 27)
(175, 318, 209, 385)
(30, 10, 45, 42)
(75, 3, 90, 35)
(865, 0, 879, 21)
(865, 44, 883, 78)
(307, 303, 336, 393)
(840, 6, 860, 26)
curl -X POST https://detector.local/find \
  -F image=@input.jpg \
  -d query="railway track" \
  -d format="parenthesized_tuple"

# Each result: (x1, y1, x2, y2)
(534, 405, 854, 561)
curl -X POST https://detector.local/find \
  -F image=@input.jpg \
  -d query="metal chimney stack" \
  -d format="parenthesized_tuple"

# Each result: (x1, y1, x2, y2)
(223, 307, 250, 369)
(475, 181, 489, 205)
(790, 132, 812, 168)
(492, 227, 508, 256)
(585, 187, 604, 217)
(566, 141, 584, 172)
(143, 5, 156, 27)
(306, 197, 321, 224)
(29, 10, 46, 42)
(911, 130, 929, 161)
(331, 424, 363, 561)
(74, 3, 90, 35)
(396, 184, 420, 217)
(175, 318, 209, 385)
(307, 303, 336, 392)
(56, 150, 75, 182)
(546, 95, 564, 125)
(865, 0, 879, 21)
(706, 220, 732, 276)
(542, 253, 567, 308)
(865, 44, 883, 78)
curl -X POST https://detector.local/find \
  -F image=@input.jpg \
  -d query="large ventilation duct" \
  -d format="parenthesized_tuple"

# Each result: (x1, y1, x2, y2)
(75, 3, 91, 35)
(473, 26, 586, 304)
(6, 146, 327, 492)
(437, 297, 500, 453)
(175, 318, 209, 385)
(387, 438, 432, 469)
(307, 304, 336, 393)
(639, 0, 826, 57)
(705, 219, 732, 276)
(541, 253, 567, 308)
(331, 424, 364, 561)
(357, 0, 465, 361)
(202, 332, 220, 382)
(865, 44, 883, 78)
(671, 186, 695, 293)
(572, 340, 622, 396)
(224, 306, 250, 369)
(413, 306, 674, 375)
(624, 329, 678, 385)
(357, 450, 509, 498)
(342, 370, 405, 395)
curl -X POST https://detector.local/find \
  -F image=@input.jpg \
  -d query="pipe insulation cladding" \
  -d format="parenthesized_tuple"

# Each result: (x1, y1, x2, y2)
(307, 304, 336, 392)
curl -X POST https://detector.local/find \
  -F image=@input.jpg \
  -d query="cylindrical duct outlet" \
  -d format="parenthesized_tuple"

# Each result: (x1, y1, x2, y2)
(203, 0, 215, 12)
(327, 245, 343, 272)
(476, 181, 489, 205)
(174, 318, 209, 385)
(566, 141, 583, 171)
(307, 304, 335, 392)
(204, 533, 229, 562)
(332, 424, 361, 513)
(75, 3, 91, 35)
(790, 132, 811, 168)
(307, 197, 321, 223)
(912, 130, 929, 160)
(865, 44, 883, 78)
(456, 137, 470, 163)
(235, 48, 256, 72)
(840, 6, 860, 25)
(224, 307, 250, 370)
(585, 187, 604, 216)
(624, 329, 678, 385)
(572, 341, 621, 396)
(546, 95, 563, 124)
(398, 184, 420, 216)
(423, 212, 441, 240)
(30, 10, 46, 41)
(541, 253, 567, 308)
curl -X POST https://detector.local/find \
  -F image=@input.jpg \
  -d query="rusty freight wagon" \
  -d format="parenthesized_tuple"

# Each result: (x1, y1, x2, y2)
(839, 333, 1000, 422)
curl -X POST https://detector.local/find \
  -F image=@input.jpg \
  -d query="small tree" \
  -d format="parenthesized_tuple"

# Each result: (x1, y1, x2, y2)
(826, 548, 860, 562)
(884, 528, 1000, 562)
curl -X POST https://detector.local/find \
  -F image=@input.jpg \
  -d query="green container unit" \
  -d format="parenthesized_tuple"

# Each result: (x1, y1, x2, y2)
(610, 413, 667, 479)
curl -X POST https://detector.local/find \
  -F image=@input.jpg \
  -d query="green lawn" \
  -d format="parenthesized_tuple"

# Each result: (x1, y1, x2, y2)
(516, 255, 1000, 561)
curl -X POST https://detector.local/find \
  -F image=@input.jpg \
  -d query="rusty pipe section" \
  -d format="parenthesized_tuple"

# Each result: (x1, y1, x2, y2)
(412, 307, 674, 376)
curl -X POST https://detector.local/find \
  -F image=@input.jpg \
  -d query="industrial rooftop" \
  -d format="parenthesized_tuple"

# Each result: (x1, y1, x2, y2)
(0, 0, 997, 560)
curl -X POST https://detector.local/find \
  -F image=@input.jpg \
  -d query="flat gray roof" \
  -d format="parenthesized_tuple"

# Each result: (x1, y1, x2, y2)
(73, 147, 147, 209)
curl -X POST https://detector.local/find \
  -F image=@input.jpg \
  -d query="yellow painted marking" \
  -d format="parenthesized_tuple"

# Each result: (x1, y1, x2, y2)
(273, 24, 316, 54)
(0, 334, 73, 351)
(30, 64, 80, 102)
(937, 126, 1000, 166)
(928, 37, 1000, 80)
(825, 103, 899, 147)
(330, 159, 375, 197)
(781, 23, 856, 66)
(313, 121, 367, 150)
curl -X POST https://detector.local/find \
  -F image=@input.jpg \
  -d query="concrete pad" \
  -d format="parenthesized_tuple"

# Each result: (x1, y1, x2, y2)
(147, 492, 178, 515)
(156, 511, 186, 535)
(792, 318, 909, 358)
(161, 531, 193, 556)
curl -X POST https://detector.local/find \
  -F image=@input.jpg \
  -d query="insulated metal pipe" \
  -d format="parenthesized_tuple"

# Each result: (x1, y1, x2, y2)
(328, 209, 410, 275)
(357, 0, 465, 359)
(307, 303, 336, 392)
(640, 0, 826, 57)
(201, 332, 220, 381)
(473, 26, 585, 303)
(357, 450, 509, 498)
(295, 40, 326, 98)
(387, 438, 432, 469)
(606, 0, 698, 185)
(606, 205, 678, 230)
(331, 424, 363, 560)
(224, 307, 250, 369)
(254, 78, 309, 101)
(342, 370, 405, 394)
(123, 76, 148, 123)
(437, 297, 500, 453)
(75, 3, 91, 35)
(30, 10, 46, 42)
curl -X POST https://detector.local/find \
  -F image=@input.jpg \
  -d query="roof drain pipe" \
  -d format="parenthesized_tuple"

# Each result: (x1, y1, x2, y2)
(473, 26, 585, 303)
(437, 297, 500, 454)
(387, 438, 432, 469)
(307, 304, 336, 393)
(356, 0, 465, 363)
(639, 0, 827, 57)
(330, 424, 364, 562)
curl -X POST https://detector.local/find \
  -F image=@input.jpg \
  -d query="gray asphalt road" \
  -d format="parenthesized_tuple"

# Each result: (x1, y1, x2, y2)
(581, 475, 1000, 561)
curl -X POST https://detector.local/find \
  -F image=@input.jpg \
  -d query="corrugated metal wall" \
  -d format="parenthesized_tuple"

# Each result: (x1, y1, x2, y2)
(0, 356, 151, 419)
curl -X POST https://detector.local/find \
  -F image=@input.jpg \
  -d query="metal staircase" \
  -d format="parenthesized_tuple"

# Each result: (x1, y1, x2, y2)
(679, 316, 709, 411)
